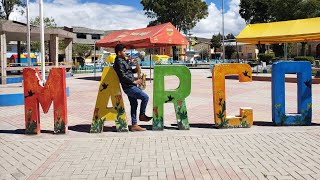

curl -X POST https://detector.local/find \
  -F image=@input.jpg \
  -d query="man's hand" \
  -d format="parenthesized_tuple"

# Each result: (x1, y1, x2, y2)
(134, 79, 142, 85)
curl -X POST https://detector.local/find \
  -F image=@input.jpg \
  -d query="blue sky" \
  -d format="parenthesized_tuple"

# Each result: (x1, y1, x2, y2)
(76, 0, 228, 10)
(13, 0, 245, 38)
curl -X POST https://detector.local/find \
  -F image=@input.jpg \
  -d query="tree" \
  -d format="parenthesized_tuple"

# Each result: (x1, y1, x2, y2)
(226, 33, 235, 40)
(0, 0, 24, 20)
(225, 45, 235, 59)
(30, 16, 58, 52)
(72, 43, 92, 59)
(199, 48, 209, 60)
(270, 44, 284, 57)
(141, 0, 208, 60)
(141, 0, 208, 34)
(30, 16, 57, 28)
(240, 0, 320, 24)
(239, 0, 320, 57)
(239, 0, 274, 24)
(210, 33, 222, 59)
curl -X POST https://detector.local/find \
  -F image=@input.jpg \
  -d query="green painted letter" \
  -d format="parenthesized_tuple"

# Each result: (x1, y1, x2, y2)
(152, 65, 191, 130)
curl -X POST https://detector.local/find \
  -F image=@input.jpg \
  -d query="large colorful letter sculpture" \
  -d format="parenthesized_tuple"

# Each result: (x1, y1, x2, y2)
(90, 67, 128, 133)
(272, 61, 312, 125)
(153, 65, 191, 130)
(212, 64, 253, 128)
(23, 68, 67, 134)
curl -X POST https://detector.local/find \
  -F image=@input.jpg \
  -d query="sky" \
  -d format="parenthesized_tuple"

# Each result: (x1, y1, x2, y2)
(10, 0, 247, 38)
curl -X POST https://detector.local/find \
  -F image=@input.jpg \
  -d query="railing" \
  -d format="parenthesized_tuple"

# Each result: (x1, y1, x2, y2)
(7, 62, 54, 67)
(71, 65, 104, 74)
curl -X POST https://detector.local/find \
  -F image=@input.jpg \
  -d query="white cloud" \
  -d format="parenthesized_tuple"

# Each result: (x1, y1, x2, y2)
(10, 0, 246, 38)
(10, 0, 150, 31)
(192, 0, 246, 38)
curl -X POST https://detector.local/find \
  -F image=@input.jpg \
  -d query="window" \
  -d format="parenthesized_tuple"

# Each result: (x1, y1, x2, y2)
(91, 34, 101, 40)
(76, 33, 86, 39)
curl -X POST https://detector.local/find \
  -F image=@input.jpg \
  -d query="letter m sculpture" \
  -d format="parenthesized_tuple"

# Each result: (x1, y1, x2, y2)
(23, 68, 67, 134)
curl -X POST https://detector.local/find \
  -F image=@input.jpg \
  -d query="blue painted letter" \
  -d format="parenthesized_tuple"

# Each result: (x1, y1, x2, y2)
(272, 62, 312, 125)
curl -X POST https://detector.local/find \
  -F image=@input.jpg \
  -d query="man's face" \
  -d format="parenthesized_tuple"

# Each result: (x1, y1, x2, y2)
(117, 48, 127, 59)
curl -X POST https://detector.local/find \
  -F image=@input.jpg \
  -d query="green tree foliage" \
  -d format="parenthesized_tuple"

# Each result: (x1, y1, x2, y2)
(0, 0, 24, 20)
(30, 16, 57, 28)
(141, 0, 208, 60)
(210, 33, 222, 58)
(140, 0, 208, 34)
(225, 45, 235, 59)
(240, 0, 320, 24)
(270, 44, 284, 57)
(270, 0, 320, 21)
(239, 0, 273, 24)
(72, 43, 92, 59)
(30, 16, 61, 53)
(239, 0, 320, 57)
(258, 53, 275, 64)
(294, 56, 315, 64)
(199, 48, 209, 60)
(226, 33, 235, 40)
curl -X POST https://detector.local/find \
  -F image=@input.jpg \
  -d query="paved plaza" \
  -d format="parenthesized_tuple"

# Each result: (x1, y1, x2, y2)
(1, 69, 320, 180)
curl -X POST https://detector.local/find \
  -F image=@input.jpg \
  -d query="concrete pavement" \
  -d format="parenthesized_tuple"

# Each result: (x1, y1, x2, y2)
(1, 69, 320, 180)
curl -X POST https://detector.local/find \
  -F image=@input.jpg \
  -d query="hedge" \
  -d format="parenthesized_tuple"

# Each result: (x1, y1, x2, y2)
(258, 53, 275, 64)
(294, 56, 315, 64)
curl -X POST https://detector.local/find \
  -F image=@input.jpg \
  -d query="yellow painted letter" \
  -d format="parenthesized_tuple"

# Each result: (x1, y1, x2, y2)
(212, 64, 253, 128)
(90, 67, 128, 132)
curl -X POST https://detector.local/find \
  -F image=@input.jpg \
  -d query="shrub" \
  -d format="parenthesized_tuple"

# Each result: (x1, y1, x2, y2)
(258, 53, 275, 64)
(294, 56, 315, 64)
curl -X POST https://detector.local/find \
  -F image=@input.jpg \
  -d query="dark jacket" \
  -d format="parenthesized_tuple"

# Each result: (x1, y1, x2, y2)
(113, 57, 137, 89)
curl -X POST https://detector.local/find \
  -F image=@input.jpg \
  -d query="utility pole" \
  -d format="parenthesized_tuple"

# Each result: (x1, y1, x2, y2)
(27, 0, 31, 67)
(222, 0, 225, 62)
(39, 0, 45, 82)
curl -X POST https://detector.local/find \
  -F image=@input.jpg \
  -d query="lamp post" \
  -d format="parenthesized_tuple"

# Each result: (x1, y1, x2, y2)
(222, 0, 225, 62)
(39, 0, 45, 82)
(26, 0, 31, 67)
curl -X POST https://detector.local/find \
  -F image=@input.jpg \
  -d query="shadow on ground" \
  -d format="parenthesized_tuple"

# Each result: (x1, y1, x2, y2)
(171, 123, 216, 129)
(0, 129, 54, 134)
(253, 121, 320, 126)
(76, 76, 101, 81)
(68, 124, 176, 133)
(253, 121, 275, 126)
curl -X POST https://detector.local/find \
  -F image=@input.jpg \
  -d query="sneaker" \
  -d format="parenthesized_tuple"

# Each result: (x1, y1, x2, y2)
(131, 125, 146, 131)
(139, 114, 152, 122)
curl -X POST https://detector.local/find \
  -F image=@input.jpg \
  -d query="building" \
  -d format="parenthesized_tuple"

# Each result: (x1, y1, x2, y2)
(0, 20, 74, 84)
(63, 26, 106, 63)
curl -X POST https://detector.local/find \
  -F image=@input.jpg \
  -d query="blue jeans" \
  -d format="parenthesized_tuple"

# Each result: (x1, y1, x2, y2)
(123, 86, 149, 125)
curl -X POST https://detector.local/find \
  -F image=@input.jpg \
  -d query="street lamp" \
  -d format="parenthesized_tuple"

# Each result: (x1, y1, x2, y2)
(27, 0, 31, 67)
(222, 0, 225, 62)
(39, 0, 45, 82)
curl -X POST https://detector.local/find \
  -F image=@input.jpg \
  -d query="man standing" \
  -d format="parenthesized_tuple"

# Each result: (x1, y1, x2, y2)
(113, 44, 152, 131)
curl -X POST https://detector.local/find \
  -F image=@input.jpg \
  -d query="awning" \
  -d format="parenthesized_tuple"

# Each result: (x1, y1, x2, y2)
(96, 22, 188, 48)
(236, 17, 320, 44)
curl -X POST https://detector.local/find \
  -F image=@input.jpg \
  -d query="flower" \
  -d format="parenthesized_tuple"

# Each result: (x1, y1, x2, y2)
(177, 100, 183, 108)
(115, 95, 122, 104)
(153, 107, 158, 117)
(27, 109, 32, 115)
(27, 109, 33, 119)
(94, 108, 99, 120)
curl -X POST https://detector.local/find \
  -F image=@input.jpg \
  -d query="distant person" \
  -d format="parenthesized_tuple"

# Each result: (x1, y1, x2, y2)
(113, 44, 152, 131)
